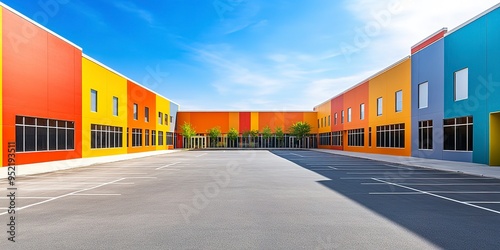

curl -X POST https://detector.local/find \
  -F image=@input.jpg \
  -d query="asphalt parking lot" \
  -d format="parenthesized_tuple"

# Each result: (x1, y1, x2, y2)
(272, 150, 500, 249)
(0, 150, 498, 249)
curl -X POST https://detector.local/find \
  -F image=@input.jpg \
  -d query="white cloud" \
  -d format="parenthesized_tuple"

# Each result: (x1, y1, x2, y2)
(306, 70, 378, 105)
(114, 2, 154, 25)
(341, 0, 500, 63)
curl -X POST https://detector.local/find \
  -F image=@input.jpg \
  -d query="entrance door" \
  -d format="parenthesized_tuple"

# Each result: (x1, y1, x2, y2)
(490, 113, 500, 166)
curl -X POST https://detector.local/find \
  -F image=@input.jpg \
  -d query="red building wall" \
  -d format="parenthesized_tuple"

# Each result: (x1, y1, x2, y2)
(2, 8, 82, 165)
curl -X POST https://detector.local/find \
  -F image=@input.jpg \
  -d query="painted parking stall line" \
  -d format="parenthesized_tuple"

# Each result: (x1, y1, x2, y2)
(371, 178, 500, 215)
(156, 162, 181, 170)
(0, 178, 127, 217)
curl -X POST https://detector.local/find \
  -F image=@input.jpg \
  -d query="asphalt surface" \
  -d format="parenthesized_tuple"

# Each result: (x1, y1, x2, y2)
(0, 150, 497, 249)
(272, 150, 500, 249)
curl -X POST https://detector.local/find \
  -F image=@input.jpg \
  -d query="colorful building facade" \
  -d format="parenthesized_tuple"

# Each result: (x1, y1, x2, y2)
(2, 2, 500, 167)
(1, 4, 179, 167)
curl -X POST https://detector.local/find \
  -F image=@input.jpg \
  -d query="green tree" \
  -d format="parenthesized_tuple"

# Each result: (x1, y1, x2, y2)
(289, 121, 311, 148)
(275, 127, 284, 148)
(242, 130, 251, 148)
(207, 126, 221, 147)
(262, 126, 272, 148)
(227, 127, 239, 148)
(250, 130, 259, 148)
(181, 122, 197, 148)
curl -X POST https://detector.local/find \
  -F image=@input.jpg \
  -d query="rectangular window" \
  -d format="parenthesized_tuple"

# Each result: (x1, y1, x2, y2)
(347, 108, 352, 122)
(132, 128, 143, 147)
(443, 116, 473, 151)
(334, 113, 338, 125)
(112, 97, 119, 116)
(166, 132, 174, 145)
(418, 120, 433, 150)
(15, 116, 75, 152)
(418, 82, 428, 109)
(158, 131, 164, 146)
(170, 116, 173, 123)
(91, 89, 98, 112)
(91, 124, 123, 149)
(376, 123, 405, 148)
(145, 129, 150, 146)
(165, 114, 169, 125)
(319, 133, 332, 146)
(347, 129, 365, 147)
(377, 97, 383, 116)
(152, 130, 156, 146)
(159, 112, 163, 125)
(454, 68, 468, 101)
(133, 104, 138, 120)
(360, 104, 365, 120)
(332, 131, 342, 146)
(341, 110, 344, 124)
(328, 115, 331, 126)
(395, 91, 403, 112)
(318, 119, 320, 128)
(145, 107, 149, 122)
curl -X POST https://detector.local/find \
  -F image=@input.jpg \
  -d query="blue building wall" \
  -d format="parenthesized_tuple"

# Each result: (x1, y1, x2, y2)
(411, 39, 445, 160)
(170, 102, 179, 133)
(443, 7, 500, 164)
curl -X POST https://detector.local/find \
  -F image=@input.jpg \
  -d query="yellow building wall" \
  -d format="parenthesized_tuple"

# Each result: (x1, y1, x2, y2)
(368, 58, 412, 156)
(156, 95, 170, 150)
(316, 100, 332, 134)
(228, 112, 239, 132)
(303, 112, 319, 134)
(251, 112, 259, 131)
(82, 57, 128, 158)
(490, 113, 500, 166)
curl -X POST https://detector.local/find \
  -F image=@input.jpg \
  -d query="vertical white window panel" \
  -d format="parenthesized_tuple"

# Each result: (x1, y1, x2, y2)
(455, 68, 468, 101)
(91, 90, 97, 112)
(395, 91, 403, 112)
(418, 82, 428, 109)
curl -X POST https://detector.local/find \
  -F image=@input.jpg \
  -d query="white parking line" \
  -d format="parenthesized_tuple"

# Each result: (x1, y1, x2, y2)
(337, 169, 424, 171)
(347, 172, 455, 175)
(290, 153, 304, 157)
(370, 192, 424, 195)
(372, 178, 500, 215)
(362, 183, 500, 186)
(0, 178, 126, 216)
(344, 177, 492, 180)
(14, 182, 134, 185)
(431, 191, 500, 194)
(465, 201, 500, 204)
(195, 153, 208, 158)
(71, 194, 121, 196)
(156, 162, 180, 170)
(0, 197, 55, 199)
(384, 164, 413, 170)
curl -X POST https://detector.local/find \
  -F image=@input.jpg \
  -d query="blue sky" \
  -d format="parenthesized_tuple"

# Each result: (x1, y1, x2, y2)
(2, 0, 499, 111)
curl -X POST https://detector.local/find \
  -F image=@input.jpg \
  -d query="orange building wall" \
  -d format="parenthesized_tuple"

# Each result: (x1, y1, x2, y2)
(127, 81, 157, 154)
(258, 112, 285, 131)
(316, 99, 332, 134)
(330, 95, 345, 150)
(176, 112, 317, 135)
(368, 58, 412, 156)
(343, 82, 370, 153)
